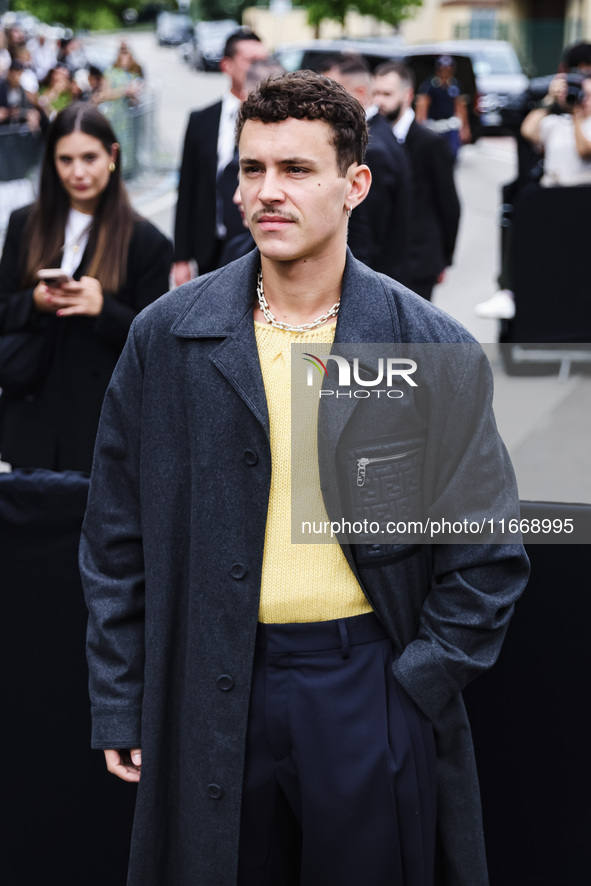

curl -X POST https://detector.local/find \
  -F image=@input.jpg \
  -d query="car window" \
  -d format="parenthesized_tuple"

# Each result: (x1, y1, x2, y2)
(470, 47, 522, 76)
(275, 48, 306, 72)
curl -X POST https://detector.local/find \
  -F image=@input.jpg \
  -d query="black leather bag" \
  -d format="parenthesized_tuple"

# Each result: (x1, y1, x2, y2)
(0, 321, 56, 397)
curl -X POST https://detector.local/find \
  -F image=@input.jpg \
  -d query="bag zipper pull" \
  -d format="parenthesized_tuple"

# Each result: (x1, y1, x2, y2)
(357, 458, 369, 487)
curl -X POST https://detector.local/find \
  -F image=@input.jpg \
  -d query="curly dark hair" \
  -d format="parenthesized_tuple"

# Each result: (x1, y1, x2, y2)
(236, 70, 368, 176)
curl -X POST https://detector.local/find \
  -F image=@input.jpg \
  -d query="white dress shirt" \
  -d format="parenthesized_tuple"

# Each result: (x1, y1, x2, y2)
(216, 92, 241, 237)
(216, 92, 241, 174)
(61, 208, 93, 278)
(393, 108, 415, 144)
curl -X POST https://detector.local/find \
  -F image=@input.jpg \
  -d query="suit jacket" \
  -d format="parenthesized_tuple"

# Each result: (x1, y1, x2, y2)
(80, 248, 529, 886)
(348, 113, 411, 284)
(403, 119, 460, 283)
(174, 100, 243, 274)
(0, 205, 173, 473)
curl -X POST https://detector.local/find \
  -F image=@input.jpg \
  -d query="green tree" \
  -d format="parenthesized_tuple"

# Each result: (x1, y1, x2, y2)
(11, 0, 135, 30)
(191, 0, 250, 23)
(303, 0, 423, 35)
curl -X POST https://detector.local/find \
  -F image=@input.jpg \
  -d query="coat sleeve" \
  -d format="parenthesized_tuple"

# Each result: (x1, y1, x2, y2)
(92, 220, 173, 352)
(79, 321, 147, 749)
(391, 344, 530, 721)
(0, 207, 37, 333)
(174, 112, 201, 263)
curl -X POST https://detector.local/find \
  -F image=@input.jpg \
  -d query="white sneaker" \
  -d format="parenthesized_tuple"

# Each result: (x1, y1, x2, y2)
(474, 290, 515, 320)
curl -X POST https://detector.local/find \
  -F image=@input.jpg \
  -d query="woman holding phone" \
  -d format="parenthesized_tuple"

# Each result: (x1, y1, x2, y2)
(0, 102, 173, 473)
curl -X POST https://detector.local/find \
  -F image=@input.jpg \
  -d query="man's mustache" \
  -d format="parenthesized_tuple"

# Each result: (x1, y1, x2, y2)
(251, 208, 299, 224)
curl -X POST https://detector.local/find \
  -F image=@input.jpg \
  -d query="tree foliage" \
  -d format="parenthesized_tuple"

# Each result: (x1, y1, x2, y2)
(304, 0, 423, 32)
(192, 0, 248, 22)
(11, 0, 142, 30)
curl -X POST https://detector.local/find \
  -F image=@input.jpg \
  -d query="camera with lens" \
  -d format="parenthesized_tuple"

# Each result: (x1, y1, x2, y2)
(548, 73, 585, 113)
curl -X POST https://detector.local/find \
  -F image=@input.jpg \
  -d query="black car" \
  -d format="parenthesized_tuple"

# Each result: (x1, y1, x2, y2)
(412, 40, 528, 135)
(273, 38, 480, 140)
(185, 19, 239, 71)
(156, 11, 193, 47)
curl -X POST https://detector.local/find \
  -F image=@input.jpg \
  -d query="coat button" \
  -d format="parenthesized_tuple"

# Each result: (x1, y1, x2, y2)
(217, 674, 234, 691)
(207, 784, 223, 800)
(243, 449, 258, 466)
(230, 563, 247, 580)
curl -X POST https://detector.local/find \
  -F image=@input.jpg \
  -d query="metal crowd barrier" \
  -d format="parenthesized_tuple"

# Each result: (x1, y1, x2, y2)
(0, 92, 158, 186)
(97, 91, 158, 180)
(0, 124, 44, 182)
(1, 94, 160, 242)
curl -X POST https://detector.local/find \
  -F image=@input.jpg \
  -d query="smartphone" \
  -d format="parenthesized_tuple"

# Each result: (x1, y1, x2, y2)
(37, 269, 72, 286)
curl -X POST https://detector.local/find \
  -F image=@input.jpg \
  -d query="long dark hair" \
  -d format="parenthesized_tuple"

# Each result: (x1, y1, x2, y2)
(22, 102, 136, 292)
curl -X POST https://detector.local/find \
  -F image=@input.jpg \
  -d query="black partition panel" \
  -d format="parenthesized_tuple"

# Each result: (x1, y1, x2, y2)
(0, 469, 136, 886)
(464, 501, 591, 886)
(2, 472, 589, 883)
(507, 186, 591, 343)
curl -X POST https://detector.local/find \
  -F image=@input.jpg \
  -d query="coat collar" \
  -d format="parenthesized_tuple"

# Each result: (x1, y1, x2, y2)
(170, 248, 402, 343)
(170, 248, 403, 444)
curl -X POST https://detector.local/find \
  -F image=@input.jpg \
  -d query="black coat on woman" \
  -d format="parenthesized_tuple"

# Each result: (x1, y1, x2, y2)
(0, 205, 173, 473)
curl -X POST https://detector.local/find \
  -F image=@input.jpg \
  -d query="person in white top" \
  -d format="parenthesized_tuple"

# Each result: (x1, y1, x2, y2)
(521, 74, 591, 185)
(475, 74, 591, 319)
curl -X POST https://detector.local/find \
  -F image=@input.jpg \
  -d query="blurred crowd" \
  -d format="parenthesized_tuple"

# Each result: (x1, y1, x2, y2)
(0, 21, 146, 127)
(1, 17, 149, 208)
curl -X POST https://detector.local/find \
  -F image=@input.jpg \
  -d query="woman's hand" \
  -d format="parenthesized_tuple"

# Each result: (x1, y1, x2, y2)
(546, 75, 567, 106)
(44, 276, 105, 317)
(33, 280, 57, 313)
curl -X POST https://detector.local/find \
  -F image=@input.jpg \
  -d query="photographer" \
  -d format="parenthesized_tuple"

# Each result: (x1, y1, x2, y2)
(475, 44, 591, 320)
(520, 74, 591, 186)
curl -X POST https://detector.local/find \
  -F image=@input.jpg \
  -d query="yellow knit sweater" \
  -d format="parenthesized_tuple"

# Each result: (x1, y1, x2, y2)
(255, 321, 372, 624)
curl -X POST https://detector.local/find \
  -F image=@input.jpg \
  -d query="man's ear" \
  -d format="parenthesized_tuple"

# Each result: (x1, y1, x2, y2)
(346, 163, 372, 211)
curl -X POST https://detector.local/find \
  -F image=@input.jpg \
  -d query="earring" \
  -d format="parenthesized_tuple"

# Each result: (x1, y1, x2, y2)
(108, 161, 116, 173)
(346, 205, 352, 219)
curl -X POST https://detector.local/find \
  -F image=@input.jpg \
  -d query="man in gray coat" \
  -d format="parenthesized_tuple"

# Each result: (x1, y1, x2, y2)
(80, 72, 529, 886)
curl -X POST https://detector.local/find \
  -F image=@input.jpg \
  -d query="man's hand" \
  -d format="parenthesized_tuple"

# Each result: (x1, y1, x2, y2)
(173, 261, 193, 286)
(104, 748, 142, 782)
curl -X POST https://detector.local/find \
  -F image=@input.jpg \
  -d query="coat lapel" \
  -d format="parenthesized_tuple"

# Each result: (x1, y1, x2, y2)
(320, 251, 403, 451)
(170, 248, 403, 477)
(171, 250, 269, 437)
(318, 253, 403, 542)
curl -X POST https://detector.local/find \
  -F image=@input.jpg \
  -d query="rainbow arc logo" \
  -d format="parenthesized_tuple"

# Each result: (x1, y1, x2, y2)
(302, 353, 328, 379)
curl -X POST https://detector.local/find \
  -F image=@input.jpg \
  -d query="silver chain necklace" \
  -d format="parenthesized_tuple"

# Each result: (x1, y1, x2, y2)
(256, 268, 340, 334)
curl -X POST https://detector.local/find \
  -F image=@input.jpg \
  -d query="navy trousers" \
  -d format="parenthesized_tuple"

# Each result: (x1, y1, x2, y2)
(237, 613, 437, 886)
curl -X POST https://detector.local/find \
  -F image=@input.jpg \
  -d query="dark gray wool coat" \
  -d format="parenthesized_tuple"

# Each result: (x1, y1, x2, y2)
(80, 249, 530, 886)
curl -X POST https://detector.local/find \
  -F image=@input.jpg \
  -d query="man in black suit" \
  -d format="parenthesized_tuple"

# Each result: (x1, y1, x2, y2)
(374, 61, 460, 301)
(173, 29, 266, 286)
(322, 54, 411, 284)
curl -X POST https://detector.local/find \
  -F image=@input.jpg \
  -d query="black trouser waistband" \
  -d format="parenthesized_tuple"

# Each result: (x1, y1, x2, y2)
(255, 611, 388, 655)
